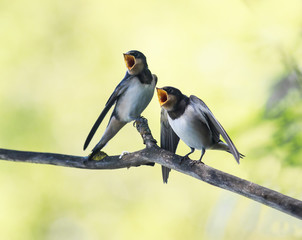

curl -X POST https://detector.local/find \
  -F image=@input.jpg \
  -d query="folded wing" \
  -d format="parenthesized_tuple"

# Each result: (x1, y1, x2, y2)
(190, 95, 240, 163)
(160, 108, 180, 183)
(83, 74, 131, 150)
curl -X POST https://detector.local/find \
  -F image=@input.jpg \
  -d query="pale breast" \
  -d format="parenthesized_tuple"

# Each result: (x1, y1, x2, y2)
(116, 76, 156, 122)
(168, 105, 212, 150)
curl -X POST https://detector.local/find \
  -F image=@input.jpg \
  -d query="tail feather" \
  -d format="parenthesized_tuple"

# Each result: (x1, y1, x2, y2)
(84, 103, 115, 150)
(211, 141, 243, 164)
(89, 116, 126, 159)
(161, 166, 171, 184)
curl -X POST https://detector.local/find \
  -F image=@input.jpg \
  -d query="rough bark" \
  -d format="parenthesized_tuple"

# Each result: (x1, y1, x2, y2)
(0, 117, 301, 220)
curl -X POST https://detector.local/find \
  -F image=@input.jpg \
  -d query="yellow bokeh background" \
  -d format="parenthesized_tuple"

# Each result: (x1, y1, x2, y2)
(1, 0, 302, 239)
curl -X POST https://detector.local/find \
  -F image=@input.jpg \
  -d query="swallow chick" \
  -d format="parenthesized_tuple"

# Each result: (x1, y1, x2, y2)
(157, 86, 243, 183)
(84, 50, 157, 159)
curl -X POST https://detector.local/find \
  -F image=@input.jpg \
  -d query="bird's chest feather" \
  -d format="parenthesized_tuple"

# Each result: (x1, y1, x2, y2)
(116, 77, 155, 121)
(168, 106, 212, 149)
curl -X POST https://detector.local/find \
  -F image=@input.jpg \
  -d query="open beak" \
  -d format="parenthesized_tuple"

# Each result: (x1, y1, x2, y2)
(156, 88, 168, 106)
(124, 54, 136, 70)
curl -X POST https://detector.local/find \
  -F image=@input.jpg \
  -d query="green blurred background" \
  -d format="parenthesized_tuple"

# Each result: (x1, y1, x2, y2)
(1, 0, 302, 239)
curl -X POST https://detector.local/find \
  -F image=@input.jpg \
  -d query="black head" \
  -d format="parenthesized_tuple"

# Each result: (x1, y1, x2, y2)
(123, 50, 148, 75)
(156, 86, 184, 111)
(162, 86, 183, 97)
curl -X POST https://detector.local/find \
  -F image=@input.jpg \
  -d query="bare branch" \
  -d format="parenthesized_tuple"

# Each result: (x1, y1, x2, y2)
(0, 117, 301, 220)
(0, 148, 153, 169)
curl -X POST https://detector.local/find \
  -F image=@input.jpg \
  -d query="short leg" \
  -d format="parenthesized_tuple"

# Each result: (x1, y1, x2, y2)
(198, 148, 206, 163)
(185, 147, 195, 158)
(179, 148, 195, 164)
(133, 116, 146, 127)
(187, 148, 206, 167)
(184, 147, 195, 158)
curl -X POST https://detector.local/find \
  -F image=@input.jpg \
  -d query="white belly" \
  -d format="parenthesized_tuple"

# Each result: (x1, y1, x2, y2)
(116, 76, 156, 122)
(168, 105, 211, 150)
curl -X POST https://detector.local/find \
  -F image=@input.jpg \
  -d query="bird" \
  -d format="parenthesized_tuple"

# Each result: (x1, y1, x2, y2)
(83, 50, 157, 159)
(156, 86, 243, 183)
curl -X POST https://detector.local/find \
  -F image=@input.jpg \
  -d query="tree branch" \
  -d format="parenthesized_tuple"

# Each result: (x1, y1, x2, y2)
(0, 117, 301, 220)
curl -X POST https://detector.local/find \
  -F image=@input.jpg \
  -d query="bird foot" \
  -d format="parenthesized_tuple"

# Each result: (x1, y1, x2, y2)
(133, 116, 147, 127)
(188, 160, 197, 167)
(179, 155, 190, 165)
(119, 151, 130, 159)
(188, 160, 204, 167)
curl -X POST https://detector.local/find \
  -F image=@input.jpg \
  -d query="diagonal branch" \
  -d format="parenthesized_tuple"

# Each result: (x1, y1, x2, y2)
(0, 117, 301, 220)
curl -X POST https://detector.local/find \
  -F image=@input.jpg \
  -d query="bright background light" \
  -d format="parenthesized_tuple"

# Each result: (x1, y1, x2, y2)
(0, 0, 302, 239)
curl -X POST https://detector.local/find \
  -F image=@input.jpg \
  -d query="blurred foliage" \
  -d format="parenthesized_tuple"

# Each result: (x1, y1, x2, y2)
(264, 64, 302, 166)
(1, 0, 302, 239)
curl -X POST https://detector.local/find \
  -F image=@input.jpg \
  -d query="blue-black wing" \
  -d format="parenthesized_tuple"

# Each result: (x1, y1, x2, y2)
(160, 108, 180, 183)
(190, 95, 241, 163)
(83, 73, 131, 150)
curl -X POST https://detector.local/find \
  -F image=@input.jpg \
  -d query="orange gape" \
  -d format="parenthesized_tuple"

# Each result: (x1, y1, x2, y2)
(124, 54, 136, 70)
(156, 88, 168, 106)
